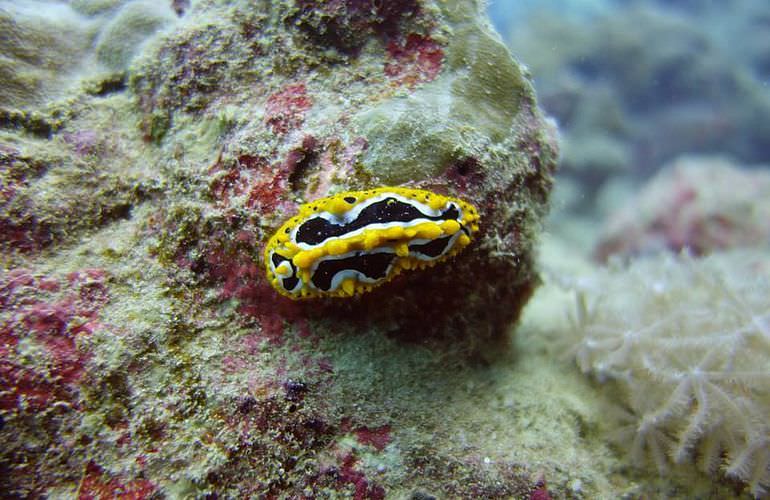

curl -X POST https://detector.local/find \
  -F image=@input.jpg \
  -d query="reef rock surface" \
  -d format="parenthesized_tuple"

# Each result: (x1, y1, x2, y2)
(1, 0, 560, 497)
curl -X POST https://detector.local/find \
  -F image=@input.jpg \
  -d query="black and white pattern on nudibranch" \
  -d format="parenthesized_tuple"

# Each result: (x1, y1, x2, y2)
(264, 187, 481, 299)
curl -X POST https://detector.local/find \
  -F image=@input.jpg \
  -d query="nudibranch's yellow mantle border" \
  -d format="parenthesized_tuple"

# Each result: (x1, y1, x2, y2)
(264, 187, 480, 299)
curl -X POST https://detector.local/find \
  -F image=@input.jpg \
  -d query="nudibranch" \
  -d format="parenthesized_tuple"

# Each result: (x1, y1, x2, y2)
(264, 187, 480, 299)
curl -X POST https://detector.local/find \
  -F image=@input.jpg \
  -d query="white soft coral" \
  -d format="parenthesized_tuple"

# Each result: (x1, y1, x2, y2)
(568, 250, 770, 497)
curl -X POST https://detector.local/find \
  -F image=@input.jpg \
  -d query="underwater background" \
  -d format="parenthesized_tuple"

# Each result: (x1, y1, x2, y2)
(1, 0, 768, 498)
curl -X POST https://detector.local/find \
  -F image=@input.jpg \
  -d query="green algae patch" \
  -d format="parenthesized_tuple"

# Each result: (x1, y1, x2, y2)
(95, 1, 177, 71)
(354, 20, 535, 184)
(447, 25, 532, 141)
(353, 78, 464, 185)
(0, 5, 94, 107)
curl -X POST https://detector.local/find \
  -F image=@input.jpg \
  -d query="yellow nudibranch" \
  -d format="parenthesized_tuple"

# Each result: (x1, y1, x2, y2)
(264, 187, 480, 299)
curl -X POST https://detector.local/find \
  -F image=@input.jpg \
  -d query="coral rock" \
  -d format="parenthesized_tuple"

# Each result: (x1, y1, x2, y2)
(1, 0, 558, 497)
(595, 155, 770, 261)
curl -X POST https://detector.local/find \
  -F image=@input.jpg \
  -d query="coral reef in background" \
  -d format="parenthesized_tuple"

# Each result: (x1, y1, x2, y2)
(495, 1, 770, 496)
(594, 155, 770, 261)
(93, 0, 178, 71)
(501, 0, 770, 209)
(0, 0, 568, 497)
(565, 249, 770, 497)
